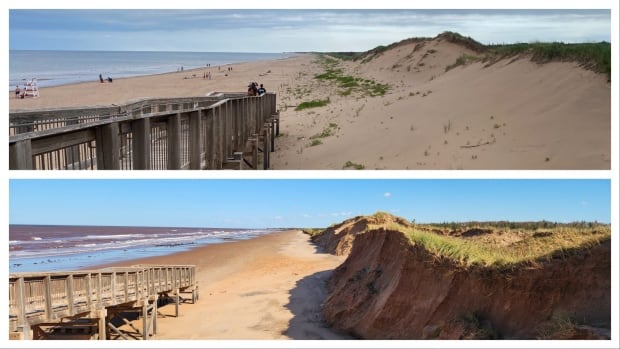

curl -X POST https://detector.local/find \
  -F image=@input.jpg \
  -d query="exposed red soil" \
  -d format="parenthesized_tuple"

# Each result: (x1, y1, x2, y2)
(315, 221, 610, 339)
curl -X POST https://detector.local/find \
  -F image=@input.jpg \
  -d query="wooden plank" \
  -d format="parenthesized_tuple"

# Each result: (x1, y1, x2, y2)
(30, 129, 95, 155)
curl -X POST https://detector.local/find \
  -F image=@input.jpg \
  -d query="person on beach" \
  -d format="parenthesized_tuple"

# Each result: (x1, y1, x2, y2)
(248, 82, 259, 96)
(99, 74, 104, 83)
(257, 84, 266, 95)
(107, 76, 113, 83)
(15, 85, 20, 98)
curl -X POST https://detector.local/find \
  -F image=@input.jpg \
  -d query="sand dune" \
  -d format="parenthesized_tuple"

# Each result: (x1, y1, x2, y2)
(9, 35, 610, 170)
(271, 38, 610, 170)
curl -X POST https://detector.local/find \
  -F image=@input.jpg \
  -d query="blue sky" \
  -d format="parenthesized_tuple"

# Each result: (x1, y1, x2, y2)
(9, 179, 611, 228)
(8, 9, 611, 52)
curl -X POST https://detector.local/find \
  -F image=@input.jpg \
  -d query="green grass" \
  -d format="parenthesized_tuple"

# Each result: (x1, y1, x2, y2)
(368, 219, 610, 269)
(445, 54, 481, 72)
(486, 42, 611, 79)
(302, 228, 325, 236)
(308, 139, 322, 147)
(295, 98, 331, 111)
(342, 161, 365, 170)
(314, 55, 390, 97)
(310, 123, 338, 140)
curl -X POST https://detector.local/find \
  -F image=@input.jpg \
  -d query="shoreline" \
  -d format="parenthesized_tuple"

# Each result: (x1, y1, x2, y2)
(9, 53, 309, 110)
(9, 226, 282, 274)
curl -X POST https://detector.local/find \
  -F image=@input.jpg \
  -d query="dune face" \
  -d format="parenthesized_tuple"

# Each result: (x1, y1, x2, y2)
(312, 213, 412, 255)
(318, 217, 611, 339)
(272, 34, 611, 170)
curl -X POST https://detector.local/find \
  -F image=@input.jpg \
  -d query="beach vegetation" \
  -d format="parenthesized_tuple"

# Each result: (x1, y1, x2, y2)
(310, 123, 338, 140)
(315, 56, 390, 97)
(343, 161, 365, 170)
(295, 98, 331, 111)
(445, 54, 481, 72)
(368, 218, 610, 270)
(485, 41, 611, 79)
(309, 139, 323, 147)
(340, 88, 353, 96)
(302, 228, 325, 236)
(535, 313, 582, 339)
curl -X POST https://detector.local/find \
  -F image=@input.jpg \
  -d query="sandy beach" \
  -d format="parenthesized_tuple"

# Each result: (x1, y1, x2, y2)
(96, 230, 349, 340)
(9, 36, 611, 170)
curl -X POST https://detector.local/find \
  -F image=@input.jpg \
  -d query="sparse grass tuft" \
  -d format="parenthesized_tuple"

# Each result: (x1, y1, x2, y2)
(309, 139, 322, 147)
(295, 98, 331, 111)
(445, 54, 481, 72)
(343, 161, 365, 170)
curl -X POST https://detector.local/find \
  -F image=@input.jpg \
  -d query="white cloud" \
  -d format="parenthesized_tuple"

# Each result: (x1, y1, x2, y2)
(384, 192, 392, 198)
(273, 215, 283, 220)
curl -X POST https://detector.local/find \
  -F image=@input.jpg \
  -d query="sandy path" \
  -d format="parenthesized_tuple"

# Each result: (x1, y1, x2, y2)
(97, 230, 349, 340)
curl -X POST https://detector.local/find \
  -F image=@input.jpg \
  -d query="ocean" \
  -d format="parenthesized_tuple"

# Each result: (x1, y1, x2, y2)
(9, 225, 278, 273)
(9, 50, 294, 90)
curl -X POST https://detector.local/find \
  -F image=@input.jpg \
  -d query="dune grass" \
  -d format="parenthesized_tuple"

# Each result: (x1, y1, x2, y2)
(295, 98, 331, 111)
(315, 55, 390, 97)
(487, 42, 611, 78)
(370, 220, 610, 269)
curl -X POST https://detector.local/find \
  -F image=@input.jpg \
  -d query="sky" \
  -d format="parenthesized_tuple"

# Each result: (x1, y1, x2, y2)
(8, 8, 612, 52)
(8, 179, 611, 228)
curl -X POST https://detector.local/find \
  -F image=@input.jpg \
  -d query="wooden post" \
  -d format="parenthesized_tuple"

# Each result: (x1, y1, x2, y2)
(204, 108, 215, 169)
(175, 288, 180, 317)
(270, 118, 276, 152)
(67, 275, 74, 315)
(86, 273, 92, 310)
(124, 272, 129, 303)
(263, 124, 270, 170)
(97, 308, 107, 340)
(223, 101, 230, 158)
(9, 140, 33, 170)
(111, 272, 117, 304)
(153, 297, 158, 335)
(97, 273, 102, 306)
(167, 112, 182, 169)
(273, 112, 280, 136)
(189, 110, 202, 169)
(132, 117, 151, 170)
(44, 276, 52, 321)
(216, 105, 225, 168)
(16, 277, 31, 339)
(142, 300, 148, 340)
(95, 122, 120, 170)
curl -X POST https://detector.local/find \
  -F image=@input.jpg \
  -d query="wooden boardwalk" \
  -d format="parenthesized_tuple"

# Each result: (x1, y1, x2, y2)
(9, 92, 279, 170)
(8, 265, 197, 340)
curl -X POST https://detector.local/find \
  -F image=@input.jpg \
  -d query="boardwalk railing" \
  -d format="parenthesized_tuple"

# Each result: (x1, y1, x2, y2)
(9, 265, 197, 340)
(9, 92, 278, 170)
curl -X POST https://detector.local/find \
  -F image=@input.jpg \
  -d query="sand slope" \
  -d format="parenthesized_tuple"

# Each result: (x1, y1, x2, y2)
(271, 38, 610, 170)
